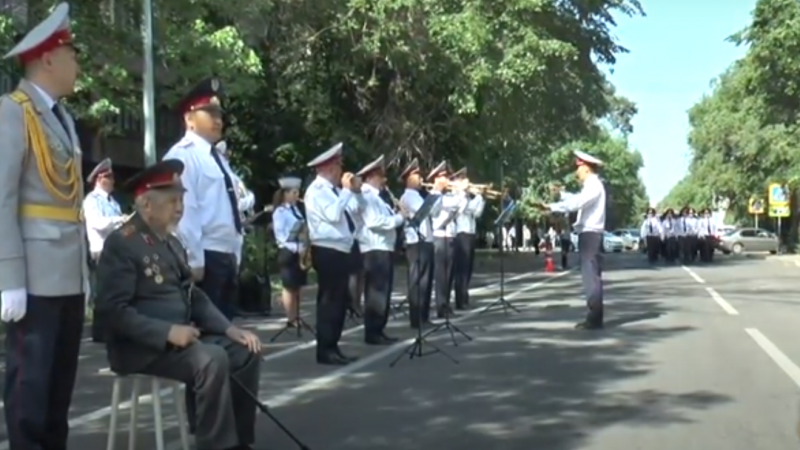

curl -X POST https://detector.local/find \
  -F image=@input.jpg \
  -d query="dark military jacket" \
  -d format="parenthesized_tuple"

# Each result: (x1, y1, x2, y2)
(95, 213, 231, 374)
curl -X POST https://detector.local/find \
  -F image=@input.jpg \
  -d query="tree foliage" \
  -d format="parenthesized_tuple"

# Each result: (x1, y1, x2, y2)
(661, 0, 800, 244)
(0, 0, 648, 228)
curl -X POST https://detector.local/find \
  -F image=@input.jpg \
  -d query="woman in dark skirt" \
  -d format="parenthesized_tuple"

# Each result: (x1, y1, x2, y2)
(272, 177, 308, 327)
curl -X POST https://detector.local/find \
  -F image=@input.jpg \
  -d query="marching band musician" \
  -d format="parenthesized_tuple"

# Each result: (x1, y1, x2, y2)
(304, 143, 367, 365)
(356, 155, 407, 344)
(399, 159, 441, 328)
(428, 161, 469, 318)
(661, 208, 678, 263)
(535, 150, 606, 330)
(680, 206, 698, 263)
(450, 167, 485, 309)
(0, 5, 90, 449)
(640, 207, 663, 263)
(84, 158, 127, 263)
(95, 160, 262, 450)
(164, 77, 243, 320)
(271, 177, 307, 327)
(697, 208, 717, 262)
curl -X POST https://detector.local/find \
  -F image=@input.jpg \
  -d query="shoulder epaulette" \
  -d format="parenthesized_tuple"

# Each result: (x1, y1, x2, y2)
(119, 224, 136, 237)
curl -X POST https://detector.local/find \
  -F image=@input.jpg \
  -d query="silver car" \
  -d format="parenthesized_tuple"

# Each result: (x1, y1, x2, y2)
(611, 228, 640, 250)
(718, 228, 778, 254)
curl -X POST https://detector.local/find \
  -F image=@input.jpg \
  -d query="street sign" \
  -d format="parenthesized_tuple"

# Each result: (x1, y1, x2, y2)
(748, 198, 765, 214)
(768, 183, 790, 218)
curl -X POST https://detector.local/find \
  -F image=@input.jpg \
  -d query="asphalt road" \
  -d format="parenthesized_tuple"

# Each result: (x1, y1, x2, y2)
(4, 250, 800, 449)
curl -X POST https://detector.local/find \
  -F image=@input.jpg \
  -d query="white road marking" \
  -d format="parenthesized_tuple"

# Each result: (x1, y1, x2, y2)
(161, 269, 575, 450)
(705, 287, 739, 315)
(745, 328, 800, 389)
(681, 265, 705, 284)
(0, 270, 544, 443)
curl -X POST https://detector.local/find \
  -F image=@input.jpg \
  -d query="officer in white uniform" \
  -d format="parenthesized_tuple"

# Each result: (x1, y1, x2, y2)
(680, 206, 698, 263)
(164, 77, 244, 320)
(450, 167, 485, 309)
(428, 161, 468, 318)
(661, 208, 678, 263)
(640, 207, 663, 263)
(356, 155, 407, 344)
(399, 159, 443, 328)
(271, 176, 308, 328)
(536, 150, 606, 329)
(83, 158, 126, 262)
(304, 143, 367, 365)
(697, 207, 717, 262)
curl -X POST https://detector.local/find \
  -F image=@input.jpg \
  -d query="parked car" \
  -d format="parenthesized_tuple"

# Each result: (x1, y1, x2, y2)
(717, 227, 778, 254)
(611, 228, 640, 250)
(603, 232, 624, 252)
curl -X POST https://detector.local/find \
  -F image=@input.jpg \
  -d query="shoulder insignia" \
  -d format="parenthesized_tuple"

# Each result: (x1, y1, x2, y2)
(175, 136, 192, 148)
(120, 224, 136, 237)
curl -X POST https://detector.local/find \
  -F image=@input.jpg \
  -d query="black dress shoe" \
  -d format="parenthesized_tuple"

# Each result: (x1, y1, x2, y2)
(365, 334, 398, 345)
(316, 352, 349, 365)
(335, 349, 359, 362)
(381, 333, 399, 343)
(574, 320, 604, 330)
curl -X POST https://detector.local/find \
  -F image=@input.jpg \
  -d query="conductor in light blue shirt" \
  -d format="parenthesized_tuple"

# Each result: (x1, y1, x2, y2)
(535, 150, 606, 329)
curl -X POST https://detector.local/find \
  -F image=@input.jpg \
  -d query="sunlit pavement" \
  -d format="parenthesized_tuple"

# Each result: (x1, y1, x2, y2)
(3, 251, 800, 449)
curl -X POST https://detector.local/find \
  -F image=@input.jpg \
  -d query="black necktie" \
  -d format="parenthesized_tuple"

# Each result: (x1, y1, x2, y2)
(331, 187, 356, 233)
(649, 221, 653, 234)
(210, 150, 243, 234)
(52, 105, 69, 134)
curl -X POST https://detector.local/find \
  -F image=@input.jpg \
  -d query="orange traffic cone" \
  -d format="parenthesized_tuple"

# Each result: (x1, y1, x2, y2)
(544, 241, 555, 272)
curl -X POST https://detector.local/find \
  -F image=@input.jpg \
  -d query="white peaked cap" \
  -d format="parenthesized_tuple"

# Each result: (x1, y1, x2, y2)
(307, 142, 343, 167)
(278, 177, 302, 190)
(5, 3, 71, 60)
(87, 158, 113, 183)
(356, 154, 385, 177)
(426, 161, 448, 180)
(574, 150, 603, 166)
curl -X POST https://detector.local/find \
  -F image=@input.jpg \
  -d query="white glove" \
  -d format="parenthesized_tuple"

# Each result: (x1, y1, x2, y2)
(1, 288, 27, 322)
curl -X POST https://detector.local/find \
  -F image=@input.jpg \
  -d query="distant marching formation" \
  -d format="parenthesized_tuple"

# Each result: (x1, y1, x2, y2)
(639, 206, 719, 264)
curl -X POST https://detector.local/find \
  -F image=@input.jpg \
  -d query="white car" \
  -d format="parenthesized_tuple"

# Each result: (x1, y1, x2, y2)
(568, 232, 624, 252)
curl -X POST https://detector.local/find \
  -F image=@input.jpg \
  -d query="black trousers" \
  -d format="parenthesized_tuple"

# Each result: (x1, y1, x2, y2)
(646, 236, 660, 262)
(141, 335, 260, 450)
(4, 294, 85, 450)
(560, 238, 572, 268)
(363, 250, 394, 337)
(453, 233, 475, 308)
(406, 242, 434, 327)
(665, 237, 678, 262)
(698, 237, 714, 262)
(433, 237, 456, 311)
(311, 245, 351, 354)
(199, 250, 239, 320)
(578, 232, 604, 324)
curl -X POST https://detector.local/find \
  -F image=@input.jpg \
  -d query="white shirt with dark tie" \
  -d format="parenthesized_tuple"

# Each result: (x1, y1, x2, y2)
(304, 176, 367, 253)
(358, 184, 404, 252)
(83, 188, 125, 254)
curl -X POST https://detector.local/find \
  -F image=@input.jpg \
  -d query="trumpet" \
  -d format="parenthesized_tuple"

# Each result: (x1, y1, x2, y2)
(384, 188, 410, 217)
(421, 181, 504, 199)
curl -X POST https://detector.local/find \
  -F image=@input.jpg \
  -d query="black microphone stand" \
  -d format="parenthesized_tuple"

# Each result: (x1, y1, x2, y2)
(231, 376, 313, 450)
(390, 196, 457, 366)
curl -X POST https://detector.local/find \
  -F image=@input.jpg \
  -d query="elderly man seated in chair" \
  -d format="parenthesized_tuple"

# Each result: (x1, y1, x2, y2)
(94, 160, 263, 450)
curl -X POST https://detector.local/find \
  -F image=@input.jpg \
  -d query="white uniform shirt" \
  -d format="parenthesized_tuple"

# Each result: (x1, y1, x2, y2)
(163, 131, 241, 269)
(400, 188, 440, 244)
(661, 218, 677, 238)
(272, 204, 305, 253)
(304, 176, 367, 253)
(683, 216, 698, 236)
(431, 190, 468, 238)
(640, 217, 663, 238)
(358, 184, 404, 252)
(549, 174, 606, 233)
(82, 188, 125, 253)
(454, 194, 485, 235)
(697, 217, 717, 238)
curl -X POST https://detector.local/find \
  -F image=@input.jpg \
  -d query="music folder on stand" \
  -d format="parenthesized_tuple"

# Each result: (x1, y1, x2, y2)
(270, 219, 317, 342)
(390, 193, 458, 367)
(479, 199, 521, 315)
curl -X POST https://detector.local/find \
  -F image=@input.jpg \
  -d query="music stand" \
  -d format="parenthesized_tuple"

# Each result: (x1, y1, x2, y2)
(480, 200, 521, 315)
(270, 218, 317, 342)
(390, 193, 458, 367)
